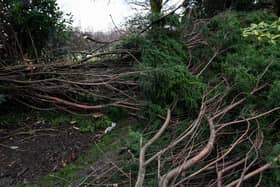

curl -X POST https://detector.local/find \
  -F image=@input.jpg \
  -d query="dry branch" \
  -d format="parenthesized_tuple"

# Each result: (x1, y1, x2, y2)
(132, 83, 279, 187)
(159, 116, 216, 187)
(135, 109, 171, 187)
(0, 56, 141, 114)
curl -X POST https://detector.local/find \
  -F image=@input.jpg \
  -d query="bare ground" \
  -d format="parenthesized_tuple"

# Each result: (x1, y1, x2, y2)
(0, 120, 99, 186)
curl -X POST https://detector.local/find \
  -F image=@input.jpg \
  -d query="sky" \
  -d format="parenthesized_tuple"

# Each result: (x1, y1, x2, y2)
(57, 0, 183, 32)
(57, 0, 137, 32)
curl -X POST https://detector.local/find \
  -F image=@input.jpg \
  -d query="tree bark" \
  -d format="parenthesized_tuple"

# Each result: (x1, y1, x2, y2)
(275, 0, 280, 16)
(150, 0, 163, 14)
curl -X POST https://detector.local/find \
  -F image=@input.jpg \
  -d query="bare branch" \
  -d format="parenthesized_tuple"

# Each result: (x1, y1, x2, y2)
(135, 109, 171, 187)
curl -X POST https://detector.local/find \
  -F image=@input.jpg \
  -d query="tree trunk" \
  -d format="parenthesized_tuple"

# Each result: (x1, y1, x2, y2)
(275, 0, 280, 16)
(150, 0, 162, 14)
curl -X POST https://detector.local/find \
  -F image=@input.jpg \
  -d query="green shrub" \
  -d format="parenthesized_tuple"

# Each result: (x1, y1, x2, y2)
(199, 10, 279, 103)
(126, 128, 142, 155)
(141, 64, 204, 111)
(137, 29, 205, 112)
(115, 34, 147, 52)
(194, 11, 280, 186)
(242, 18, 280, 44)
(1, 0, 72, 59)
(118, 15, 205, 113)
(267, 80, 280, 107)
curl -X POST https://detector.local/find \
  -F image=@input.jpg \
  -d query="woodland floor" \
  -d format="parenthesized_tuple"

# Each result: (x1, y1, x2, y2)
(0, 116, 100, 186)
(0, 105, 132, 187)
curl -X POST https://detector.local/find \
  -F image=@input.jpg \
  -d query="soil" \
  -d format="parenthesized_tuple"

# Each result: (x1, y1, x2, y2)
(0, 119, 99, 186)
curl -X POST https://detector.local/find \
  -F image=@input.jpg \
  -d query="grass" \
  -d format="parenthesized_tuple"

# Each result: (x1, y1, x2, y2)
(40, 112, 112, 132)
(0, 109, 112, 132)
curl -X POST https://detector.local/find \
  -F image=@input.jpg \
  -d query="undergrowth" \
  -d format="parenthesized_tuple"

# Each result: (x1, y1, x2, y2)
(120, 16, 205, 116)
(191, 10, 280, 186)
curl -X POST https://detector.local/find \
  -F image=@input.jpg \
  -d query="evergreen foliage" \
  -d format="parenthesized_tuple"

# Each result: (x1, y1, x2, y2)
(189, 10, 280, 185)
(125, 10, 280, 186)
(119, 15, 205, 114)
(242, 18, 280, 44)
(0, 0, 72, 59)
(139, 27, 205, 113)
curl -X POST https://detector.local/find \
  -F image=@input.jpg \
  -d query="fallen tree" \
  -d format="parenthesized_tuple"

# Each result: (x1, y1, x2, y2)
(135, 83, 280, 187)
(0, 52, 142, 114)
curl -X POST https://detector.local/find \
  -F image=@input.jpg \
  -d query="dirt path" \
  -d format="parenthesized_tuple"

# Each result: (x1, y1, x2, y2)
(0, 121, 99, 186)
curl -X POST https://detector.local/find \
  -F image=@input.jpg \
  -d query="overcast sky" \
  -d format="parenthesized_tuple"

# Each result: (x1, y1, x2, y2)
(57, 0, 183, 32)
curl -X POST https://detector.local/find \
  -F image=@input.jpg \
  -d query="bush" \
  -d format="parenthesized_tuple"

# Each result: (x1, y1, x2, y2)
(191, 10, 280, 185)
(138, 28, 205, 112)
(118, 16, 205, 113)
(141, 64, 204, 111)
(0, 0, 72, 60)
(199, 10, 279, 100)
(242, 18, 280, 44)
(267, 80, 280, 107)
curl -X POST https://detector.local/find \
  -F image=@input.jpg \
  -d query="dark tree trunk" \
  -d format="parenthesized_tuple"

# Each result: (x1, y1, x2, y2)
(225, 0, 232, 8)
(275, 0, 280, 16)
(150, 0, 162, 14)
